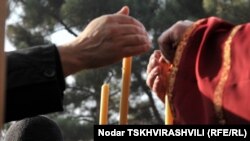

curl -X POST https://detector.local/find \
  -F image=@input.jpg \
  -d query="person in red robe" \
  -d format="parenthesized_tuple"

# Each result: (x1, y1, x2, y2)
(147, 17, 250, 124)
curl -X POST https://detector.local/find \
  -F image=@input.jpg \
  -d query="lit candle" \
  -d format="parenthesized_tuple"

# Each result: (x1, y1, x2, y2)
(119, 57, 132, 124)
(165, 95, 173, 125)
(99, 83, 110, 125)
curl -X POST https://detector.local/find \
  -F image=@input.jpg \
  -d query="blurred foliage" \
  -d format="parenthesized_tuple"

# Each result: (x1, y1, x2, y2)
(203, 0, 250, 23)
(4, 0, 250, 140)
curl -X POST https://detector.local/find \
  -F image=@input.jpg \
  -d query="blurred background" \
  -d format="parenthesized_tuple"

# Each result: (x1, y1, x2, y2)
(2, 0, 250, 140)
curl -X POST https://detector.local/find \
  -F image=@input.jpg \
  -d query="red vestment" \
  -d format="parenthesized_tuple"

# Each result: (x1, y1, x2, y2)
(168, 17, 250, 124)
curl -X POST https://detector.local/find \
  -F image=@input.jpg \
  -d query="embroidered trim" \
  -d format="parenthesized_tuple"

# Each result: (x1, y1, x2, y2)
(213, 25, 242, 125)
(166, 19, 205, 119)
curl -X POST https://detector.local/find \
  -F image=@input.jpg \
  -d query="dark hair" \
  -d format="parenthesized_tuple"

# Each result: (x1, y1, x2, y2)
(4, 116, 63, 141)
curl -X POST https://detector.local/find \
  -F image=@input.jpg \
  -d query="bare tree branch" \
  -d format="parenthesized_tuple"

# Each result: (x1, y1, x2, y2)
(134, 71, 164, 124)
(18, 0, 78, 37)
(51, 14, 78, 37)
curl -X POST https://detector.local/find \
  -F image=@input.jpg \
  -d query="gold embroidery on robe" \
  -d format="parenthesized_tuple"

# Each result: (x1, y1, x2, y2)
(213, 25, 242, 125)
(166, 19, 205, 119)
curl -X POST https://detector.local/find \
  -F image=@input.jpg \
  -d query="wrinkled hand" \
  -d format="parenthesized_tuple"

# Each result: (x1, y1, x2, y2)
(158, 20, 193, 63)
(146, 50, 172, 102)
(59, 6, 151, 76)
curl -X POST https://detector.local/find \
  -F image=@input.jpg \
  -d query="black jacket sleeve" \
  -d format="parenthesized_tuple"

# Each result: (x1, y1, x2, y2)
(5, 44, 65, 122)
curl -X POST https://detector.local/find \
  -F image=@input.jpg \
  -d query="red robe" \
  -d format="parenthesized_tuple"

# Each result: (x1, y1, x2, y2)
(168, 17, 250, 124)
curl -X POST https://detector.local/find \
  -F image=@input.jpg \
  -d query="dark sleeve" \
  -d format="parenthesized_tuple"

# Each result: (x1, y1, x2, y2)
(5, 44, 65, 122)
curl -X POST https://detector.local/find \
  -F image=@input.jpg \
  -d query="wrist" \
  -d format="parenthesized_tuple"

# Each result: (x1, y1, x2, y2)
(57, 41, 86, 76)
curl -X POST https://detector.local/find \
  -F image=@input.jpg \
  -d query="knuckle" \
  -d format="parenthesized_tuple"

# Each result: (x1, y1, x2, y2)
(149, 54, 155, 61)
(158, 37, 163, 45)
(104, 15, 112, 23)
(146, 78, 150, 86)
(129, 16, 136, 23)
(150, 57, 156, 64)
(143, 44, 150, 52)
(175, 20, 184, 25)
(151, 51, 159, 59)
(134, 35, 142, 42)
(134, 26, 142, 33)
(123, 15, 133, 23)
(152, 51, 158, 58)
(101, 15, 108, 20)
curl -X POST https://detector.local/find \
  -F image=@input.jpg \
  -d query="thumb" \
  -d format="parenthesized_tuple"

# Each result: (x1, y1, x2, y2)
(116, 6, 129, 15)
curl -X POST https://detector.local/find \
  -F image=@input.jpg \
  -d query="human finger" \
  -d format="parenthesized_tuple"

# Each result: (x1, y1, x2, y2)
(146, 67, 160, 89)
(108, 14, 145, 31)
(113, 34, 149, 47)
(121, 43, 151, 57)
(146, 50, 161, 74)
(152, 76, 166, 101)
(105, 24, 148, 37)
(116, 6, 129, 15)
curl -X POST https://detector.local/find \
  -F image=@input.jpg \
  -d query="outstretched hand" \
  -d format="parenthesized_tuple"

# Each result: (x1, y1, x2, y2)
(58, 6, 151, 76)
